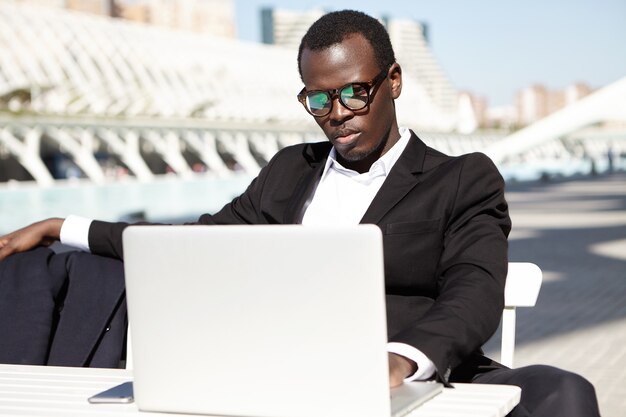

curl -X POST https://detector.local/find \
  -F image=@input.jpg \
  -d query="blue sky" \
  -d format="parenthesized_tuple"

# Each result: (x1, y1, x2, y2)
(234, 0, 626, 106)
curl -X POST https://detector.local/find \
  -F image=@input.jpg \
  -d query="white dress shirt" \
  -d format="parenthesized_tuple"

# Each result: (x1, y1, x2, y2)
(60, 127, 436, 381)
(300, 127, 435, 381)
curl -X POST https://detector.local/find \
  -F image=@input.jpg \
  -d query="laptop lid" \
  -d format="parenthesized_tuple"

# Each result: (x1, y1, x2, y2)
(122, 225, 437, 417)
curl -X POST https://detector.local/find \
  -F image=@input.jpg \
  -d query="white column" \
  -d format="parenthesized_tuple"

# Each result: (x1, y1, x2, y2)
(143, 129, 193, 178)
(97, 128, 154, 181)
(0, 127, 54, 186)
(182, 130, 231, 177)
(45, 126, 105, 184)
(217, 131, 261, 176)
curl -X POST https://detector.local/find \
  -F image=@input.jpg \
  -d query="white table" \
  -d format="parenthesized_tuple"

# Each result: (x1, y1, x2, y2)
(0, 364, 520, 417)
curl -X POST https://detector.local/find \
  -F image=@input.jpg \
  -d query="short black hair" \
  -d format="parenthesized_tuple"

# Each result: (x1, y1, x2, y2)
(297, 10, 396, 80)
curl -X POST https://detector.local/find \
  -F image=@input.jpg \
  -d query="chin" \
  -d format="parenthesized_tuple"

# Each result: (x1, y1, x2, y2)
(337, 146, 375, 163)
(337, 149, 362, 162)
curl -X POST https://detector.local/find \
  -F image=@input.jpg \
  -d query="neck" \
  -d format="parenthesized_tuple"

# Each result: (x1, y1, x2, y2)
(339, 126, 402, 174)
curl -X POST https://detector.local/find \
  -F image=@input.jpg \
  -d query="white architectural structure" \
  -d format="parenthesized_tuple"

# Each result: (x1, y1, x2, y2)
(0, 3, 309, 123)
(0, 2, 318, 184)
(387, 18, 458, 126)
(0, 3, 624, 185)
(1, 2, 478, 185)
(486, 77, 626, 165)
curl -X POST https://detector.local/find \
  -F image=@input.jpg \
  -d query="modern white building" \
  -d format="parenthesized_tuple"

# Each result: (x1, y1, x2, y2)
(386, 18, 458, 122)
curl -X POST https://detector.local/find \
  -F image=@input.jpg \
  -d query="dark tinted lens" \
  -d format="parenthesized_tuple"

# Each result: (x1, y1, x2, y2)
(340, 84, 369, 110)
(306, 92, 331, 116)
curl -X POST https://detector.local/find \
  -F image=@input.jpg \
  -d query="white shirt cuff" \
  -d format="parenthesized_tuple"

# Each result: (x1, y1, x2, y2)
(59, 215, 92, 252)
(387, 342, 436, 381)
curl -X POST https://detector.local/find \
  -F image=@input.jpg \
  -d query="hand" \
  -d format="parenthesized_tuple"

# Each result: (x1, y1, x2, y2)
(0, 218, 64, 261)
(388, 352, 417, 388)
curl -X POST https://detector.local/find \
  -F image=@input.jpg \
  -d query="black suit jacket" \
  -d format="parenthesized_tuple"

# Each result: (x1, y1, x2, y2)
(89, 131, 511, 382)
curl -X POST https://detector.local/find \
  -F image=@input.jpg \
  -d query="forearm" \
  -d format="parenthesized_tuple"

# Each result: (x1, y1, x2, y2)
(39, 217, 64, 241)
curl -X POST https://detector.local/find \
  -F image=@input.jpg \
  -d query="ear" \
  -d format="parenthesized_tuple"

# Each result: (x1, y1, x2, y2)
(388, 63, 402, 99)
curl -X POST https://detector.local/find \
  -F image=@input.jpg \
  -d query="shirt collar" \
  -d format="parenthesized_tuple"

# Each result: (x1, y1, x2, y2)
(322, 127, 412, 179)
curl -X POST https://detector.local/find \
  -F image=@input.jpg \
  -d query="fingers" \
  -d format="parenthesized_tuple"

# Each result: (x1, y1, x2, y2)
(0, 237, 16, 261)
(0, 219, 63, 261)
(0, 231, 20, 260)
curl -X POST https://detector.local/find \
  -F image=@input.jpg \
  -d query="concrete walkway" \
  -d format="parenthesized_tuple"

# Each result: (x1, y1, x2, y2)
(483, 172, 626, 417)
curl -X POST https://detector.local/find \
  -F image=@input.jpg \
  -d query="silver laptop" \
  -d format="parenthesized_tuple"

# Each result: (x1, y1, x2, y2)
(121, 225, 442, 417)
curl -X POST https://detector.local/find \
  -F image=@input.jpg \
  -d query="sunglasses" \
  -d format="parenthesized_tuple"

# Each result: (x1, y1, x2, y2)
(297, 68, 388, 117)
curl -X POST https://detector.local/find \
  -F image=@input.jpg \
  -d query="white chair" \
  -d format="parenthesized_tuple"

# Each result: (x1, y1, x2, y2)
(501, 262, 543, 368)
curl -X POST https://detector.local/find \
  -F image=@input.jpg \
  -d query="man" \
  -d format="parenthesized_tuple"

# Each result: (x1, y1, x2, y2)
(0, 10, 599, 417)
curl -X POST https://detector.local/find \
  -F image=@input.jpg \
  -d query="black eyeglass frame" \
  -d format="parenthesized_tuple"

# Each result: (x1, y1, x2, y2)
(297, 68, 389, 117)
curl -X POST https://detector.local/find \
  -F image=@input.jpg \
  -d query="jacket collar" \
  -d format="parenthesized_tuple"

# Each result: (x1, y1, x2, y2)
(284, 131, 428, 225)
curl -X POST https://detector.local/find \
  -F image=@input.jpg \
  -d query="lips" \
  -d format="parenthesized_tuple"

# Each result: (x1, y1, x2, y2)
(332, 129, 361, 146)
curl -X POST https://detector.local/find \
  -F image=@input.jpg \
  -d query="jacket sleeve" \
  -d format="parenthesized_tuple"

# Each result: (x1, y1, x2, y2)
(88, 149, 282, 260)
(389, 153, 511, 383)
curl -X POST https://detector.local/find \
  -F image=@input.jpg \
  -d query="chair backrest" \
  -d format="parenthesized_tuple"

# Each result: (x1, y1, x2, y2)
(501, 262, 543, 368)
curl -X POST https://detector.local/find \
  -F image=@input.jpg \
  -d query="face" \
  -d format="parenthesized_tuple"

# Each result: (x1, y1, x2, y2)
(300, 33, 402, 173)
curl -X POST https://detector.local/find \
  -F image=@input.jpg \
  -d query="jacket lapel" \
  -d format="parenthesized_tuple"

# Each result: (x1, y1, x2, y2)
(360, 132, 428, 225)
(283, 142, 331, 224)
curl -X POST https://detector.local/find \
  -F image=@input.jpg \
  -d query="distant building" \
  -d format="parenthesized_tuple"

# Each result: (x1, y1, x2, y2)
(564, 83, 592, 105)
(386, 18, 458, 118)
(261, 7, 325, 47)
(457, 92, 478, 134)
(517, 84, 549, 126)
(118, 0, 236, 38)
(516, 83, 592, 126)
(13, 0, 237, 38)
(458, 91, 488, 132)
(11, 0, 107, 12)
(66, 0, 114, 15)
(485, 105, 518, 130)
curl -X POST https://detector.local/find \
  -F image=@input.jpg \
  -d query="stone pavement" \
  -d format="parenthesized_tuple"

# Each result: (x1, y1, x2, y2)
(482, 172, 626, 417)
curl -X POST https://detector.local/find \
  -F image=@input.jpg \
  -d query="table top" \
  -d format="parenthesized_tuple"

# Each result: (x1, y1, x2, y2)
(0, 364, 520, 417)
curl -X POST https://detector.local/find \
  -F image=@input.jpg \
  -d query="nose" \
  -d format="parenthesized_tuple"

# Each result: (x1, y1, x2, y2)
(328, 96, 354, 123)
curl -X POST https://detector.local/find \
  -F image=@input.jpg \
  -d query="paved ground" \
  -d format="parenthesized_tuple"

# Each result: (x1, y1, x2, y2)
(482, 172, 626, 417)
